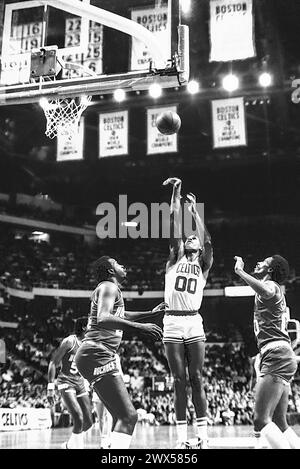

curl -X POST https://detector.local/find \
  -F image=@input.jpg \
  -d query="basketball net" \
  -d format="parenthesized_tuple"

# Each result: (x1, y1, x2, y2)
(40, 96, 91, 140)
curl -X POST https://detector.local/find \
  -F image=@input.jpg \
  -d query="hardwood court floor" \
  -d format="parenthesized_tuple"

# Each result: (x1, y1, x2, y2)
(1, 423, 300, 449)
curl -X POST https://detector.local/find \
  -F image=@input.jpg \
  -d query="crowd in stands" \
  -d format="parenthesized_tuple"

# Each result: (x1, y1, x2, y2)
(0, 197, 95, 227)
(0, 216, 300, 293)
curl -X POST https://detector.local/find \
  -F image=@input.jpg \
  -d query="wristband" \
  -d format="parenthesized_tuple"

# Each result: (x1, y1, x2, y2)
(47, 383, 55, 391)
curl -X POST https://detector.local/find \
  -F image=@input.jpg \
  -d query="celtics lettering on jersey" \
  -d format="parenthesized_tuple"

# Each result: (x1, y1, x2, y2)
(253, 281, 290, 351)
(165, 255, 206, 311)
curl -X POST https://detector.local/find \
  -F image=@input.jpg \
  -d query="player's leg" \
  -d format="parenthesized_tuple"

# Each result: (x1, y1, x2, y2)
(93, 373, 137, 449)
(93, 394, 113, 448)
(60, 390, 84, 449)
(254, 375, 290, 449)
(77, 394, 93, 431)
(272, 385, 300, 448)
(185, 340, 208, 446)
(164, 341, 188, 446)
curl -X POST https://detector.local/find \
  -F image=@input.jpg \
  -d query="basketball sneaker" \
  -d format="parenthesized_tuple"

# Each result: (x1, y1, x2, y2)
(186, 437, 208, 449)
(175, 440, 192, 449)
(60, 441, 68, 449)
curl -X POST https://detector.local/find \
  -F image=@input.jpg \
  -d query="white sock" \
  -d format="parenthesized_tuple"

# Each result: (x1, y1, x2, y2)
(261, 422, 290, 449)
(176, 420, 187, 443)
(67, 432, 84, 449)
(283, 427, 300, 449)
(110, 431, 132, 449)
(196, 417, 208, 440)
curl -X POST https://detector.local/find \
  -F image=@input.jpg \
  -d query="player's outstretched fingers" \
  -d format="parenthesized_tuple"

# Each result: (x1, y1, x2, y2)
(163, 177, 181, 187)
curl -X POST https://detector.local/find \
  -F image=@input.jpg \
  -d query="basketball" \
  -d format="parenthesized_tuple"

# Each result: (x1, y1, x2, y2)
(156, 111, 181, 135)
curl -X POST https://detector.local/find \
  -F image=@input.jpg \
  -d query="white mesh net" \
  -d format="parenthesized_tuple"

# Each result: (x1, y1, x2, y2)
(41, 96, 92, 140)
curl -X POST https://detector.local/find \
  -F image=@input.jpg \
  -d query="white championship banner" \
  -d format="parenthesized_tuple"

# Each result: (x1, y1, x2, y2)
(0, 408, 52, 431)
(99, 110, 128, 157)
(147, 106, 178, 155)
(57, 118, 84, 162)
(211, 97, 247, 148)
(130, 4, 171, 71)
(209, 0, 255, 62)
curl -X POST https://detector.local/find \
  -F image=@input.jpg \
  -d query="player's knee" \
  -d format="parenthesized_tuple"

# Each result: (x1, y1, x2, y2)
(173, 375, 186, 388)
(189, 370, 203, 389)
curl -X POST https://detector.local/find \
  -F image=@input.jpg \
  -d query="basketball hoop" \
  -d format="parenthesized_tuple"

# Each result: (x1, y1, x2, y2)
(39, 95, 92, 140)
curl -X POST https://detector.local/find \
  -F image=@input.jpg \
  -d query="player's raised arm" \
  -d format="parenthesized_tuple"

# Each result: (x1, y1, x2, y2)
(186, 192, 213, 277)
(97, 282, 163, 341)
(47, 337, 74, 405)
(163, 177, 184, 268)
(233, 256, 276, 299)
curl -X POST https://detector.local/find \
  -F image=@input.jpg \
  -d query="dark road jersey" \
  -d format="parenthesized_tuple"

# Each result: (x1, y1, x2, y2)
(59, 335, 81, 377)
(83, 281, 125, 354)
(254, 281, 290, 351)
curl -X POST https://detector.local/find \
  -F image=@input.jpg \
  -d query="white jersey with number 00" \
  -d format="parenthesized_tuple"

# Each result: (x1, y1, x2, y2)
(164, 255, 206, 311)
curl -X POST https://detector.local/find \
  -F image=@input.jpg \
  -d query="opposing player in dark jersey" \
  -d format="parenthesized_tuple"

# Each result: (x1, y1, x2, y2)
(163, 178, 213, 449)
(75, 256, 164, 449)
(234, 255, 300, 449)
(47, 317, 93, 449)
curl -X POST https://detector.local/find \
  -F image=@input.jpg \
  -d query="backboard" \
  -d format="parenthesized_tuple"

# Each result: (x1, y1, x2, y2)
(0, 0, 189, 105)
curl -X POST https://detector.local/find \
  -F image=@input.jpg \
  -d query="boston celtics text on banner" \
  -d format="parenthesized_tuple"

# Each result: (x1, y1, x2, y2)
(147, 106, 178, 155)
(211, 97, 247, 148)
(99, 111, 128, 157)
(209, 0, 255, 62)
(130, 2, 171, 71)
(57, 118, 84, 162)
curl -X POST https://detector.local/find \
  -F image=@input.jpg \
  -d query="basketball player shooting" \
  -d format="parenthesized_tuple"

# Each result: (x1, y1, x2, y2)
(47, 317, 93, 449)
(162, 177, 213, 449)
(75, 256, 164, 449)
(234, 255, 300, 449)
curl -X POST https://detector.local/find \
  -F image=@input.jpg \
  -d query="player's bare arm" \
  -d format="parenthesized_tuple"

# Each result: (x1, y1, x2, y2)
(124, 302, 167, 322)
(163, 177, 184, 268)
(234, 256, 276, 299)
(186, 192, 213, 277)
(47, 336, 74, 405)
(97, 282, 163, 341)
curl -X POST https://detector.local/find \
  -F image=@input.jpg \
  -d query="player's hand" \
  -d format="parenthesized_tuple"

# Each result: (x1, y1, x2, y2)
(47, 390, 55, 406)
(186, 192, 197, 212)
(139, 323, 163, 341)
(163, 177, 182, 187)
(151, 302, 168, 314)
(234, 256, 245, 274)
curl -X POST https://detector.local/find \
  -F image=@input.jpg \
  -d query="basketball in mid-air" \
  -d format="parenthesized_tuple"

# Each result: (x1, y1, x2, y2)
(156, 111, 181, 135)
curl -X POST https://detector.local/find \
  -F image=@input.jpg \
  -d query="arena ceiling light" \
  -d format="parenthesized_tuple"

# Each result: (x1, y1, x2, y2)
(187, 80, 200, 94)
(113, 88, 126, 102)
(149, 83, 162, 98)
(222, 74, 239, 92)
(181, 0, 191, 14)
(258, 72, 272, 87)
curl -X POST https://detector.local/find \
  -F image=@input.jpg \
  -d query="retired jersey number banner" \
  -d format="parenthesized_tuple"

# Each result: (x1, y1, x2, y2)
(209, 0, 255, 62)
(130, 4, 171, 71)
(99, 111, 128, 157)
(57, 118, 84, 161)
(212, 97, 247, 148)
(147, 106, 178, 155)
